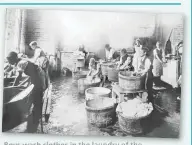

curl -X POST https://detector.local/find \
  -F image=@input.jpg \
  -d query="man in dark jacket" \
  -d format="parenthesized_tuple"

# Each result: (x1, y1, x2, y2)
(6, 51, 44, 133)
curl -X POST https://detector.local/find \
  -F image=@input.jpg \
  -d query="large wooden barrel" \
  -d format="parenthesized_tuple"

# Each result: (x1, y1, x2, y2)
(108, 65, 119, 82)
(78, 78, 100, 94)
(119, 71, 146, 91)
(86, 97, 116, 128)
(85, 87, 111, 101)
(100, 61, 115, 76)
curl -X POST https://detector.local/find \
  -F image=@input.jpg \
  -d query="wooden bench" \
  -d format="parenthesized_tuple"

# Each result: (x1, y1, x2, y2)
(112, 84, 147, 103)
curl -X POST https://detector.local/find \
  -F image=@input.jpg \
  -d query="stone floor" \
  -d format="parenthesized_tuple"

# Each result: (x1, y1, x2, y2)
(7, 75, 180, 138)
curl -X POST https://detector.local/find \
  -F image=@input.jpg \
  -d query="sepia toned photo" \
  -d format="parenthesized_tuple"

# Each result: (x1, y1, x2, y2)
(2, 8, 183, 138)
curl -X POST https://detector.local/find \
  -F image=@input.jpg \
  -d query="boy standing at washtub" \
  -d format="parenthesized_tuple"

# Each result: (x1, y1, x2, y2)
(133, 47, 153, 105)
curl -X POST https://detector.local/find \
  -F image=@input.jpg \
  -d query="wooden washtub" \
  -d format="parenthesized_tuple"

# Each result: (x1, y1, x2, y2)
(2, 78, 34, 132)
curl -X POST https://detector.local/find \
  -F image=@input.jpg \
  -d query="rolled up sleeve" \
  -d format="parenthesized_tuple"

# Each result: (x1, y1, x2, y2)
(108, 49, 115, 59)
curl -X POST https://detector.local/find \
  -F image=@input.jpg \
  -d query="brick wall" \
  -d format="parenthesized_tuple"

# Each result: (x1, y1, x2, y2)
(25, 9, 57, 57)
(156, 14, 184, 55)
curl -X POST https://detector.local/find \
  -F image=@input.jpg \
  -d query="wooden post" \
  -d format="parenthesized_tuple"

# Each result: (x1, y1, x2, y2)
(19, 9, 27, 54)
(42, 88, 49, 115)
(44, 84, 52, 123)
(58, 50, 62, 74)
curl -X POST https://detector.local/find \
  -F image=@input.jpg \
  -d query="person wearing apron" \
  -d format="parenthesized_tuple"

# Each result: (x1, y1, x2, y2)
(105, 44, 115, 61)
(152, 41, 164, 86)
(133, 39, 143, 70)
(133, 47, 154, 104)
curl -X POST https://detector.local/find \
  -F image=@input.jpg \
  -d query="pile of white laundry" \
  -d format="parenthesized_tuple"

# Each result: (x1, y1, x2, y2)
(116, 97, 153, 118)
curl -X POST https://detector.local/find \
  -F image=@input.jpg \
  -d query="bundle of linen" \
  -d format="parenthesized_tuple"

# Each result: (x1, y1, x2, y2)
(116, 97, 153, 118)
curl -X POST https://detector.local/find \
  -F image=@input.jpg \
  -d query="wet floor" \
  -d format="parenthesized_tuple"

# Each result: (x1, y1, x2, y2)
(8, 76, 180, 138)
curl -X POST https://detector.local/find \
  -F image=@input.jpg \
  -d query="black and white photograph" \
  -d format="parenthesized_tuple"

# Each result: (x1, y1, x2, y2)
(2, 8, 183, 138)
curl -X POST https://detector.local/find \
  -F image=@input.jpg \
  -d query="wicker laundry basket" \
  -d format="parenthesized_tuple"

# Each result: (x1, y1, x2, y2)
(117, 111, 152, 135)
(86, 97, 117, 128)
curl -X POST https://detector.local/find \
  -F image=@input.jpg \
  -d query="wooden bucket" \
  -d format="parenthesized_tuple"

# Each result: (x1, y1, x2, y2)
(101, 61, 115, 76)
(78, 78, 100, 94)
(118, 71, 146, 91)
(85, 87, 111, 101)
(86, 97, 116, 128)
(108, 65, 119, 82)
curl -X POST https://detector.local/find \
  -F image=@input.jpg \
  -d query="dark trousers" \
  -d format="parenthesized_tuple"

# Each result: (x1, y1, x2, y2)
(43, 68, 49, 89)
(147, 79, 153, 104)
(153, 76, 161, 86)
(27, 87, 43, 133)
(146, 73, 154, 105)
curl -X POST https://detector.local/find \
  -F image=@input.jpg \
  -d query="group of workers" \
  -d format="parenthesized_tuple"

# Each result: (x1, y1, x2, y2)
(4, 38, 182, 132)
(84, 39, 168, 105)
(4, 41, 50, 133)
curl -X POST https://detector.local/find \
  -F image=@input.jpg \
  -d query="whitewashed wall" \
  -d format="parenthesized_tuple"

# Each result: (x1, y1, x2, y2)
(4, 9, 183, 60)
(41, 10, 157, 59)
(4, 9, 21, 57)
